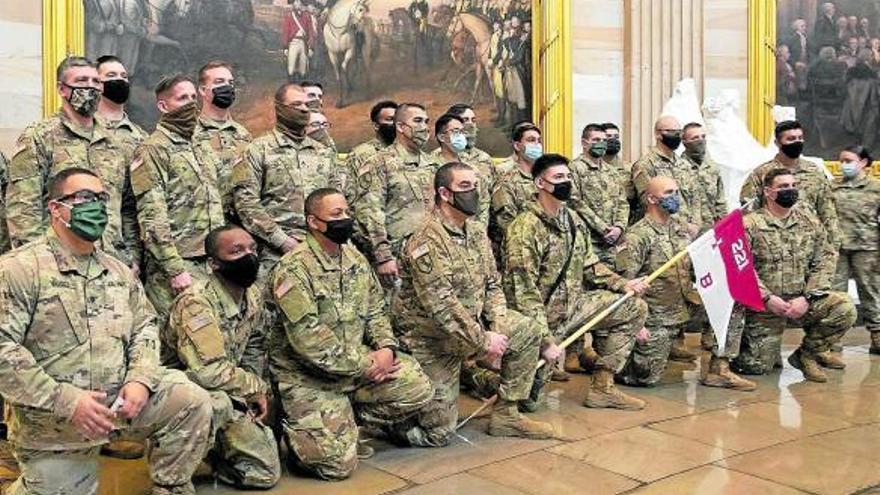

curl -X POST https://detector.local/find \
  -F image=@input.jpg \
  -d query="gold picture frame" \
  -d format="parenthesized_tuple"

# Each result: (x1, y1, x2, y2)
(42, 0, 572, 157)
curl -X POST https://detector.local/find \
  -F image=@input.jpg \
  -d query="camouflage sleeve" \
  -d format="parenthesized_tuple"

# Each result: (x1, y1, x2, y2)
(815, 179, 841, 249)
(404, 239, 488, 355)
(490, 182, 517, 242)
(0, 257, 86, 419)
(739, 168, 762, 210)
(0, 152, 9, 253)
(584, 261, 628, 293)
(131, 145, 187, 277)
(571, 197, 611, 236)
(232, 146, 291, 251)
(614, 229, 648, 280)
(743, 217, 772, 299)
(712, 172, 729, 222)
(273, 263, 371, 377)
(355, 156, 394, 264)
(481, 233, 508, 324)
(168, 294, 266, 401)
(361, 265, 398, 350)
(121, 167, 142, 268)
(631, 159, 652, 203)
(122, 268, 162, 392)
(805, 216, 837, 295)
(6, 126, 50, 247)
(502, 221, 552, 343)
(614, 182, 630, 229)
(342, 152, 363, 202)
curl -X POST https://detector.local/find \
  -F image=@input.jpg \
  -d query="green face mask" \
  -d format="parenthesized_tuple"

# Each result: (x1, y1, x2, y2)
(60, 200, 109, 242)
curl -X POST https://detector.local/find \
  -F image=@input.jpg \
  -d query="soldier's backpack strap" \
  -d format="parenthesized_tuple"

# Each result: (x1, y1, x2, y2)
(543, 211, 577, 305)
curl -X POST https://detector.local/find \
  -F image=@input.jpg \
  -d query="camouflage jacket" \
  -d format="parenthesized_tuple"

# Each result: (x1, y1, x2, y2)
(231, 130, 338, 256)
(0, 230, 160, 450)
(131, 124, 225, 277)
(193, 115, 252, 214)
(490, 161, 535, 244)
(632, 146, 700, 225)
(832, 174, 880, 251)
(0, 152, 9, 253)
(615, 215, 694, 326)
(740, 157, 839, 247)
(269, 234, 397, 390)
(744, 206, 837, 299)
(393, 211, 505, 357)
(569, 153, 629, 236)
(354, 143, 442, 264)
(6, 113, 140, 264)
(165, 272, 267, 403)
(430, 146, 497, 226)
(503, 201, 628, 342)
(683, 154, 728, 232)
(604, 154, 634, 201)
(342, 137, 388, 203)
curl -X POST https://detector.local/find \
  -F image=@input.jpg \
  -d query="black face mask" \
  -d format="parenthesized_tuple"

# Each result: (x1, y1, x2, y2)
(779, 141, 804, 159)
(449, 188, 480, 216)
(102, 79, 130, 104)
(212, 84, 236, 109)
(214, 253, 260, 288)
(660, 132, 682, 150)
(605, 137, 621, 156)
(548, 180, 573, 201)
(319, 217, 355, 245)
(773, 188, 799, 208)
(377, 123, 396, 145)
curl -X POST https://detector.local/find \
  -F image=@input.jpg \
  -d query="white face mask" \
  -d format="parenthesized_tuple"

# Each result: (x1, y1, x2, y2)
(841, 161, 861, 179)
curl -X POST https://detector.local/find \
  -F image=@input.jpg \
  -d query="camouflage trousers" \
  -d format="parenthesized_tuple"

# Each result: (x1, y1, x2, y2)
(733, 291, 857, 375)
(207, 391, 280, 489)
(7, 370, 213, 495)
(834, 249, 880, 333)
(700, 306, 745, 359)
(145, 257, 211, 328)
(276, 353, 432, 480)
(617, 324, 679, 387)
(408, 310, 542, 442)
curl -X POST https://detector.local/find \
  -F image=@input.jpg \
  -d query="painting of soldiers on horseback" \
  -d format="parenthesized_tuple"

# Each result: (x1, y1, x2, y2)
(84, 0, 533, 155)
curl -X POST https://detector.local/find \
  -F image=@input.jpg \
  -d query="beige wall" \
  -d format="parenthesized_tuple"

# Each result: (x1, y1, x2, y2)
(704, 0, 749, 121)
(0, 0, 42, 156)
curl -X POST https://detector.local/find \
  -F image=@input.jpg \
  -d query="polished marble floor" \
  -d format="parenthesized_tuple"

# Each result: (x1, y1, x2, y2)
(8, 328, 880, 495)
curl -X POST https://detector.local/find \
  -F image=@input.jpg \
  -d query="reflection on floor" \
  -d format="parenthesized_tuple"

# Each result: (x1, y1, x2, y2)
(10, 328, 880, 495)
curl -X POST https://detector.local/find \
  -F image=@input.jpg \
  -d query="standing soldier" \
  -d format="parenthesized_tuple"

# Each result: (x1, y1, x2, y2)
(6, 57, 140, 269)
(734, 168, 856, 381)
(231, 82, 338, 285)
(489, 122, 542, 248)
(300, 81, 324, 111)
(681, 122, 728, 233)
(504, 154, 650, 411)
(165, 226, 280, 489)
(602, 122, 638, 225)
(431, 114, 493, 225)
(444, 103, 500, 226)
(740, 120, 839, 247)
(832, 146, 880, 353)
(193, 61, 252, 217)
(355, 103, 442, 287)
(270, 188, 434, 480)
(0, 167, 213, 495)
(132, 74, 225, 324)
(341, 100, 397, 203)
(283, 0, 317, 82)
(306, 111, 336, 152)
(394, 163, 554, 442)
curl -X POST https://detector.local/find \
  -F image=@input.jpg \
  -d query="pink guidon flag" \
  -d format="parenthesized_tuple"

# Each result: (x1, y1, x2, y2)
(687, 209, 765, 353)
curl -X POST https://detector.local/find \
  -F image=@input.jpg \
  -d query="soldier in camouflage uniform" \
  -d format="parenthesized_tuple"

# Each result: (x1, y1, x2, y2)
(165, 226, 280, 488)
(832, 146, 880, 354)
(231, 83, 338, 280)
(489, 122, 542, 248)
(734, 168, 857, 382)
(602, 123, 639, 227)
(0, 168, 213, 495)
(0, 151, 9, 253)
(615, 177, 755, 390)
(681, 123, 728, 233)
(131, 74, 225, 324)
(193, 61, 252, 218)
(444, 103, 502, 225)
(739, 120, 840, 248)
(431, 114, 492, 226)
(340, 100, 397, 203)
(504, 154, 650, 411)
(270, 189, 434, 480)
(394, 163, 554, 442)
(631, 116, 700, 362)
(6, 57, 140, 269)
(354, 103, 443, 287)
(306, 111, 337, 153)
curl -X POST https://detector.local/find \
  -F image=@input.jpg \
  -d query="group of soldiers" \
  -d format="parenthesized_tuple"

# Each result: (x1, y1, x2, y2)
(0, 52, 876, 494)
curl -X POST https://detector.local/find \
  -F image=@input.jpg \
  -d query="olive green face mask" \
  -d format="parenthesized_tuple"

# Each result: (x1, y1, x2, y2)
(58, 199, 109, 242)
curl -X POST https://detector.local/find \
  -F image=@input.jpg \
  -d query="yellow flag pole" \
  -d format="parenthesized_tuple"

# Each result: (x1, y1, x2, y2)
(454, 248, 691, 431)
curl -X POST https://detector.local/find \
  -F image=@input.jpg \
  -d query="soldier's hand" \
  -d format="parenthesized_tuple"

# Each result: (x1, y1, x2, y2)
(624, 277, 650, 296)
(687, 223, 700, 238)
(250, 395, 270, 422)
(170, 271, 193, 293)
(281, 237, 299, 253)
(118, 382, 150, 420)
(484, 331, 509, 361)
(376, 259, 400, 285)
(766, 295, 791, 317)
(365, 348, 397, 383)
(603, 226, 623, 245)
(784, 296, 809, 319)
(635, 326, 651, 343)
(540, 343, 562, 364)
(130, 263, 141, 279)
(71, 391, 115, 439)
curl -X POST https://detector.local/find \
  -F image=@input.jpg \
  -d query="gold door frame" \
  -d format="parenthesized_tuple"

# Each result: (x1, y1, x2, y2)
(42, 0, 572, 157)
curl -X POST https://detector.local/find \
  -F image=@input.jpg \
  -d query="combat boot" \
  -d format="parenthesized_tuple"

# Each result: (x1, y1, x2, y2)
(578, 346, 600, 374)
(870, 332, 880, 355)
(669, 339, 697, 362)
(701, 356, 757, 391)
(816, 351, 846, 370)
(583, 369, 646, 410)
(788, 350, 828, 383)
(699, 351, 711, 382)
(564, 349, 583, 373)
(488, 399, 554, 439)
(100, 439, 146, 460)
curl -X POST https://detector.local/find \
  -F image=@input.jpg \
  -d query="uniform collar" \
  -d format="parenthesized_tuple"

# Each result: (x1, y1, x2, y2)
(759, 207, 801, 229)
(393, 142, 426, 165)
(206, 271, 251, 319)
(157, 123, 191, 144)
(304, 233, 357, 272)
(58, 111, 106, 144)
(642, 214, 677, 234)
(272, 128, 318, 149)
(433, 209, 473, 238)
(650, 146, 676, 164)
(575, 153, 603, 169)
(834, 174, 870, 188)
(198, 115, 238, 131)
(96, 112, 138, 133)
(46, 228, 106, 279)
(527, 200, 571, 232)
